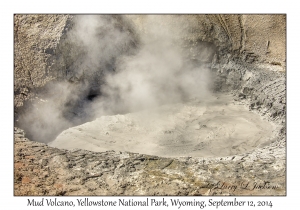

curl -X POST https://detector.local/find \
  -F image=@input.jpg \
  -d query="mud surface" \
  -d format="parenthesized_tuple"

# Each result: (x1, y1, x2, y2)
(50, 93, 275, 158)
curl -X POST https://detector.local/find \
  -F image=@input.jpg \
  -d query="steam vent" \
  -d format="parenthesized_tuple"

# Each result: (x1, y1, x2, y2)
(14, 15, 286, 195)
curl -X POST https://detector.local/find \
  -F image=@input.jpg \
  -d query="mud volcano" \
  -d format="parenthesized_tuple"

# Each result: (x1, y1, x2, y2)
(14, 15, 286, 196)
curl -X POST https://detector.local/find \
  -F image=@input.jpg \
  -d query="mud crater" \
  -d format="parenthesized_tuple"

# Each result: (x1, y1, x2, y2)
(16, 15, 284, 159)
(49, 93, 276, 158)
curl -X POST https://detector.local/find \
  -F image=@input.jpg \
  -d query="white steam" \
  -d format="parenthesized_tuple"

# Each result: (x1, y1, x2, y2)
(17, 15, 214, 143)
(90, 15, 212, 114)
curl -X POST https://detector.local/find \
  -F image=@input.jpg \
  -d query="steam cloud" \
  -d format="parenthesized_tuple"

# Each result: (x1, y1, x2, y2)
(17, 15, 214, 143)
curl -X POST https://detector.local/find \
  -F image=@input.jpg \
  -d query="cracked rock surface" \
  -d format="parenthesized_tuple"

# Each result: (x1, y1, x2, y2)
(14, 126, 285, 196)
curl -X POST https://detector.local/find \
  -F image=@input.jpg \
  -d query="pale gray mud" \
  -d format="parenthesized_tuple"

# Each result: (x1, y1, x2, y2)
(49, 93, 276, 158)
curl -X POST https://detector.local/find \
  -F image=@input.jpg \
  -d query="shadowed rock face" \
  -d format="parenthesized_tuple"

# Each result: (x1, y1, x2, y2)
(14, 14, 286, 196)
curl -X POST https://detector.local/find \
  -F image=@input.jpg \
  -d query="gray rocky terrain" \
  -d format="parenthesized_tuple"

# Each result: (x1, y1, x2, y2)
(14, 14, 286, 196)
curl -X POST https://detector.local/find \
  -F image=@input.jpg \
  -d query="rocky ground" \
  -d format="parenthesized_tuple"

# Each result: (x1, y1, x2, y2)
(14, 126, 285, 196)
